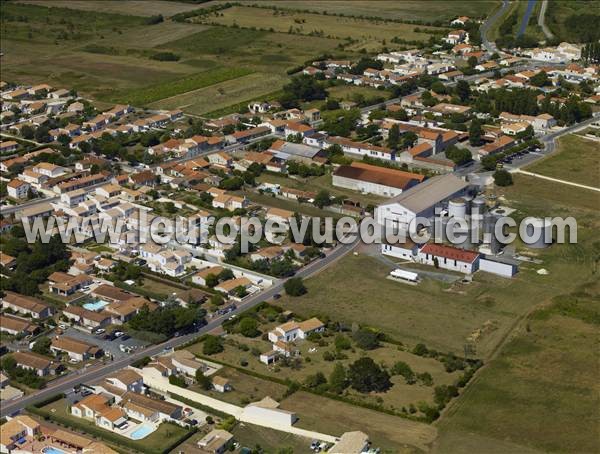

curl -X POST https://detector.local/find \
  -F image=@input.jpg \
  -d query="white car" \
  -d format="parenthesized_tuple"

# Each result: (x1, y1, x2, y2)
(95, 328, 105, 335)
(59, 324, 68, 330)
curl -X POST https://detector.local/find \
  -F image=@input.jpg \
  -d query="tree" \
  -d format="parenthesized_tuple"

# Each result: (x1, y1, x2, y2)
(467, 56, 478, 68)
(334, 334, 351, 351)
(284, 277, 306, 296)
(279, 74, 327, 107)
(529, 71, 549, 87)
(445, 145, 472, 166)
(455, 80, 471, 102)
(387, 124, 400, 149)
(239, 317, 260, 337)
(218, 268, 234, 281)
(31, 336, 51, 356)
(21, 125, 34, 140)
(493, 169, 513, 186)
(209, 293, 224, 306)
(469, 118, 483, 146)
(329, 363, 348, 394)
(203, 335, 224, 355)
(352, 328, 379, 350)
(402, 131, 418, 149)
(304, 371, 327, 389)
(391, 361, 416, 384)
(313, 190, 331, 209)
(205, 274, 219, 288)
(195, 370, 212, 390)
(347, 357, 391, 393)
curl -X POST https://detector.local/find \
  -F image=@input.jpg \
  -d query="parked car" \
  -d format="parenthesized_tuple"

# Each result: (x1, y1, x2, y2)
(272, 293, 281, 300)
(95, 328, 105, 335)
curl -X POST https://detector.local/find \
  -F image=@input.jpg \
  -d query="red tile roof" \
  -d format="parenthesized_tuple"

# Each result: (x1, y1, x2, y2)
(420, 243, 479, 263)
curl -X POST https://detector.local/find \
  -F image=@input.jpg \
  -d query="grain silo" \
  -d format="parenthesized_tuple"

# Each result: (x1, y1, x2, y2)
(522, 217, 552, 248)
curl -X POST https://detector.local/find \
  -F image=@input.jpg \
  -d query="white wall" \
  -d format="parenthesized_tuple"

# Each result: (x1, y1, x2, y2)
(479, 258, 517, 278)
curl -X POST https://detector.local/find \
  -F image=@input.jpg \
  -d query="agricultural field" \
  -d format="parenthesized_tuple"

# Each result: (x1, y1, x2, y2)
(526, 134, 600, 188)
(432, 174, 600, 454)
(227, 1, 500, 22)
(0, 2, 344, 114)
(148, 72, 286, 116)
(18, 0, 203, 17)
(194, 5, 447, 51)
(545, 0, 600, 42)
(280, 391, 437, 452)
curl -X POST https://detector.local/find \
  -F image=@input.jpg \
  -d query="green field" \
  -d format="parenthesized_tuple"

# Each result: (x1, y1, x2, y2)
(228, 1, 500, 22)
(545, 0, 600, 42)
(19, 0, 204, 17)
(195, 5, 447, 50)
(280, 391, 436, 452)
(432, 174, 600, 454)
(148, 72, 286, 115)
(108, 66, 253, 105)
(0, 2, 345, 112)
(526, 134, 600, 188)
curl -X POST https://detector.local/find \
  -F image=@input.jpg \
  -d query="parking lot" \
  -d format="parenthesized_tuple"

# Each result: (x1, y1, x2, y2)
(64, 327, 149, 360)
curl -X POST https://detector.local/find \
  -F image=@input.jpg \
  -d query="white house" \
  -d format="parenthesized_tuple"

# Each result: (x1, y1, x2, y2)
(7, 179, 30, 199)
(267, 318, 325, 343)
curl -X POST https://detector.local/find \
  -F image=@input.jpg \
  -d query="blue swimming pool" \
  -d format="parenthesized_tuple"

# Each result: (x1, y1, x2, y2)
(130, 423, 155, 440)
(82, 299, 109, 311)
(43, 447, 68, 454)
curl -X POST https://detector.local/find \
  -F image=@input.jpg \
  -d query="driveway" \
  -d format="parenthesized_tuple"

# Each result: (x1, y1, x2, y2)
(64, 327, 149, 359)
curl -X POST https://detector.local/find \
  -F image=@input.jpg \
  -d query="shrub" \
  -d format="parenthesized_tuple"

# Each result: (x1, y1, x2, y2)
(203, 335, 224, 355)
(284, 277, 306, 296)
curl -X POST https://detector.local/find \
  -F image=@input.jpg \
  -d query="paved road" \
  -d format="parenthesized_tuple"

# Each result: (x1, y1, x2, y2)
(538, 0, 554, 40)
(481, 0, 510, 54)
(0, 233, 359, 417)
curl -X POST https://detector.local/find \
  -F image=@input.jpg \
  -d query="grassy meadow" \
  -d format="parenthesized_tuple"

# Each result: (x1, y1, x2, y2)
(526, 134, 600, 188)
(228, 1, 500, 22)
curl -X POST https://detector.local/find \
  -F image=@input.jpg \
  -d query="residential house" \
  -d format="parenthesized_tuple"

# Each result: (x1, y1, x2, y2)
(212, 376, 232, 393)
(48, 272, 92, 296)
(326, 136, 394, 161)
(268, 318, 325, 344)
(105, 369, 144, 393)
(0, 314, 39, 336)
(6, 179, 30, 199)
(0, 415, 41, 453)
(197, 429, 234, 454)
(120, 391, 183, 423)
(1, 291, 53, 319)
(50, 336, 102, 362)
(12, 351, 60, 376)
(0, 252, 17, 270)
(62, 306, 112, 330)
(214, 277, 252, 296)
(192, 266, 224, 286)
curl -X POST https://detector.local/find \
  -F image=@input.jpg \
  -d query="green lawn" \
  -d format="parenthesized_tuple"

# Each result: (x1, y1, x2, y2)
(526, 134, 600, 188)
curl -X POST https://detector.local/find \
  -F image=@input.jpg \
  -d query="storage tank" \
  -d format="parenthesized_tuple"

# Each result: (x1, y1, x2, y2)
(471, 197, 487, 218)
(448, 198, 467, 219)
(483, 213, 501, 254)
(522, 217, 552, 248)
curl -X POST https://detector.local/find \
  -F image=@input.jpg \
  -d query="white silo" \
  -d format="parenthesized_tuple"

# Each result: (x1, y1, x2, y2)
(448, 198, 467, 219)
(522, 217, 552, 248)
(471, 197, 487, 218)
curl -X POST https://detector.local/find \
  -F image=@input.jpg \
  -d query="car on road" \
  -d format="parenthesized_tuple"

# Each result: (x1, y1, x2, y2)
(59, 324, 68, 330)
(113, 331, 124, 337)
(94, 328, 106, 335)
(272, 293, 281, 300)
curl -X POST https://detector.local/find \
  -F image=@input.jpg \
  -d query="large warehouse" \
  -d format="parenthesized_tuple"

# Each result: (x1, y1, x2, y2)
(375, 173, 469, 229)
(332, 162, 424, 197)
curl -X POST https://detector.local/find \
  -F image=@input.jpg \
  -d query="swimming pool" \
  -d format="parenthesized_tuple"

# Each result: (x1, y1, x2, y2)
(82, 299, 109, 311)
(129, 423, 155, 440)
(43, 447, 69, 454)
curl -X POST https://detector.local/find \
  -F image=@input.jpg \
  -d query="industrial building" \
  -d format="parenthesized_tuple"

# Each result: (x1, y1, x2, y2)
(332, 162, 424, 197)
(375, 174, 469, 229)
